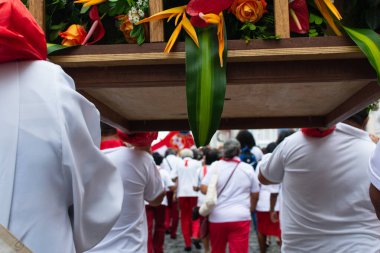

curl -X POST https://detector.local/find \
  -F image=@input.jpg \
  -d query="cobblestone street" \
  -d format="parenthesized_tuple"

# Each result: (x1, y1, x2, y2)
(163, 224, 280, 253)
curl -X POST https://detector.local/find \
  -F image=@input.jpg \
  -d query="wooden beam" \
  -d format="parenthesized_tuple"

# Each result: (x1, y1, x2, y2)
(148, 0, 164, 42)
(28, 0, 45, 31)
(127, 116, 326, 132)
(326, 81, 380, 126)
(66, 59, 376, 89)
(274, 0, 290, 38)
(79, 90, 131, 133)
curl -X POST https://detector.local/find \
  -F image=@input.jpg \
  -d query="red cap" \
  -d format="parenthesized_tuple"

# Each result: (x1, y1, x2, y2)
(117, 130, 158, 147)
(0, 0, 47, 63)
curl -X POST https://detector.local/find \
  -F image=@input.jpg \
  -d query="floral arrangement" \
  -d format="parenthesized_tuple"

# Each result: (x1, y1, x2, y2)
(40, 0, 380, 146)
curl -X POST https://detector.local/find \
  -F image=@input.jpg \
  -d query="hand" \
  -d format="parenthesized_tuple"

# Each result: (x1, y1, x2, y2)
(370, 134, 379, 144)
(270, 211, 279, 223)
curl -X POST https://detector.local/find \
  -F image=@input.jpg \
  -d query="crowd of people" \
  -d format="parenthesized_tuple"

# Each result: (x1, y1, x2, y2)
(2, 1, 380, 253)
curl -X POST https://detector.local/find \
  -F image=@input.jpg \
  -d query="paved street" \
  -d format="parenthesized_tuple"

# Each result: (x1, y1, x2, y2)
(163, 224, 280, 253)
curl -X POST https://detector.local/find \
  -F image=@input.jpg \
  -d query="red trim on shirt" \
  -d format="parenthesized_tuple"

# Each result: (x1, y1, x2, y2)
(184, 159, 189, 168)
(221, 158, 241, 163)
(202, 166, 207, 177)
(301, 126, 336, 138)
(100, 139, 125, 150)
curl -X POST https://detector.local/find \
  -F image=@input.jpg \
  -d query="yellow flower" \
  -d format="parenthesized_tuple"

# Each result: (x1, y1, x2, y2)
(59, 24, 87, 46)
(314, 0, 342, 36)
(137, 6, 199, 53)
(74, 0, 106, 8)
(230, 0, 267, 23)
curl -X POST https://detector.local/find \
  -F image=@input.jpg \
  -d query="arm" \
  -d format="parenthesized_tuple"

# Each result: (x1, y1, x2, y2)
(258, 172, 276, 185)
(270, 193, 279, 223)
(370, 184, 380, 220)
(148, 190, 166, 207)
(250, 192, 259, 212)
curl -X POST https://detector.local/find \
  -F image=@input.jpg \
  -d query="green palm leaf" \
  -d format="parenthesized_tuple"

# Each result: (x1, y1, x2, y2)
(342, 26, 380, 83)
(186, 25, 227, 147)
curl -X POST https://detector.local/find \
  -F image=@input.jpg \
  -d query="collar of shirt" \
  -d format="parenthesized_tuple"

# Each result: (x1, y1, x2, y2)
(336, 122, 371, 142)
(100, 139, 125, 150)
(222, 157, 241, 163)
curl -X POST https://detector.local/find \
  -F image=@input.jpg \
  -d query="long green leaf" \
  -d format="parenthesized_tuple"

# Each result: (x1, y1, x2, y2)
(342, 26, 380, 83)
(47, 43, 71, 55)
(186, 25, 227, 147)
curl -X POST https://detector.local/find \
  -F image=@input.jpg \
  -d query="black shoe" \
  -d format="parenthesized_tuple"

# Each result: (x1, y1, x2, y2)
(170, 235, 177, 240)
(165, 230, 171, 235)
(184, 246, 192, 251)
(192, 239, 201, 250)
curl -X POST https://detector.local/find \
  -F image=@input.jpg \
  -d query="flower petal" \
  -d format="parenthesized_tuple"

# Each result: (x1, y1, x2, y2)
(314, 0, 342, 36)
(182, 13, 199, 48)
(164, 23, 183, 53)
(137, 6, 186, 25)
(322, 0, 342, 20)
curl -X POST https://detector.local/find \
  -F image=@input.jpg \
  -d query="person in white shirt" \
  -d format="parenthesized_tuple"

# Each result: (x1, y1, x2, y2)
(201, 139, 260, 253)
(146, 152, 176, 253)
(0, 2, 123, 252)
(259, 110, 380, 253)
(87, 126, 165, 253)
(369, 142, 380, 220)
(171, 149, 202, 251)
(193, 148, 220, 253)
(160, 148, 182, 239)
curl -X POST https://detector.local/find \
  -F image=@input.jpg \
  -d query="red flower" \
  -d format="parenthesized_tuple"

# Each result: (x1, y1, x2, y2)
(186, 0, 235, 27)
(289, 0, 309, 34)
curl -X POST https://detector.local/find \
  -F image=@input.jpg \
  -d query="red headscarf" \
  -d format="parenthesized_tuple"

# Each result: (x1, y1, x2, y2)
(117, 130, 158, 147)
(0, 0, 47, 63)
(301, 126, 336, 138)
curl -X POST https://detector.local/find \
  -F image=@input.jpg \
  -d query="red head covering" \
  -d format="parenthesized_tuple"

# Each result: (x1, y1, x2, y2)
(117, 130, 158, 147)
(0, 0, 47, 63)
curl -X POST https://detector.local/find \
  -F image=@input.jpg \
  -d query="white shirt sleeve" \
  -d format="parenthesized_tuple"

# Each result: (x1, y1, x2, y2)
(260, 143, 286, 184)
(59, 68, 123, 253)
(251, 171, 260, 193)
(194, 168, 201, 187)
(369, 142, 380, 190)
(144, 156, 164, 202)
(162, 170, 175, 189)
(202, 163, 216, 186)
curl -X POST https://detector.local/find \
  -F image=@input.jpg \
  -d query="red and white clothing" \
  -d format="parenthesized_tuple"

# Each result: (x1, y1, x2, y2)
(172, 157, 201, 247)
(202, 158, 260, 223)
(87, 147, 164, 253)
(146, 166, 174, 253)
(261, 123, 380, 253)
(202, 158, 260, 253)
(194, 165, 210, 206)
(369, 142, 380, 191)
(161, 154, 182, 177)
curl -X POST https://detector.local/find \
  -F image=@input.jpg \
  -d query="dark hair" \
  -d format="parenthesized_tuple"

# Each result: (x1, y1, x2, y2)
(101, 122, 117, 136)
(266, 142, 277, 153)
(236, 130, 256, 149)
(346, 108, 370, 126)
(276, 130, 295, 145)
(192, 148, 203, 161)
(165, 148, 177, 157)
(204, 148, 219, 165)
(152, 152, 163, 166)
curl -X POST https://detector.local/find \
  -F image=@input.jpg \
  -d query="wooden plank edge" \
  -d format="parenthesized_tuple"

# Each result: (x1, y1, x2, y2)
(326, 81, 380, 126)
(79, 90, 131, 133)
(126, 116, 326, 132)
(50, 46, 363, 67)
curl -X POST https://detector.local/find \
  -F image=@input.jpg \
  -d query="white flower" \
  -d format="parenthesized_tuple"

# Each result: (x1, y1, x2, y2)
(132, 16, 140, 24)
(138, 9, 144, 17)
(131, 7, 137, 13)
(137, 0, 143, 6)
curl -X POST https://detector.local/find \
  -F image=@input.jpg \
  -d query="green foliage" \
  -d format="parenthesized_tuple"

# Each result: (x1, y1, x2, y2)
(341, 0, 380, 30)
(308, 13, 326, 37)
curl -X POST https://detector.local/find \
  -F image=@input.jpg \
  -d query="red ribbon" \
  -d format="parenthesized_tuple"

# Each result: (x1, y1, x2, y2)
(117, 130, 158, 147)
(301, 126, 336, 138)
(222, 158, 241, 163)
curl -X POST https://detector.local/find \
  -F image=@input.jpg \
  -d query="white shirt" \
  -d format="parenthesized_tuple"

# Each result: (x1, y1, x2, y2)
(0, 61, 123, 253)
(252, 146, 264, 162)
(256, 154, 280, 212)
(194, 165, 209, 206)
(172, 157, 202, 197)
(369, 142, 380, 190)
(87, 147, 164, 253)
(261, 123, 380, 253)
(202, 159, 260, 223)
(161, 154, 182, 179)
(160, 168, 174, 206)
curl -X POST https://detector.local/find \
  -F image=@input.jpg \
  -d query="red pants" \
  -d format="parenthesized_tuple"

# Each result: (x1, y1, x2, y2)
(178, 197, 199, 247)
(146, 205, 166, 253)
(165, 191, 179, 238)
(209, 221, 250, 253)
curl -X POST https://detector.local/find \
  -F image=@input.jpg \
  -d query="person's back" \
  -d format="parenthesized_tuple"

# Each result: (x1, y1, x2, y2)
(88, 146, 164, 252)
(261, 123, 380, 252)
(1, 60, 123, 253)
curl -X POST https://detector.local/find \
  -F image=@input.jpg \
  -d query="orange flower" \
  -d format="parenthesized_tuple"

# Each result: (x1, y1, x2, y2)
(230, 0, 267, 23)
(117, 15, 133, 32)
(59, 24, 87, 46)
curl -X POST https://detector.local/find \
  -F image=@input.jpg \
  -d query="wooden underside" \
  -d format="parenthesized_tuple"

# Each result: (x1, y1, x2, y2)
(50, 37, 380, 132)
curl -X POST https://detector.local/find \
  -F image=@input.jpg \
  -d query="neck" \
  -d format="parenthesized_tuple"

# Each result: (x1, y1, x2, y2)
(101, 134, 119, 142)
